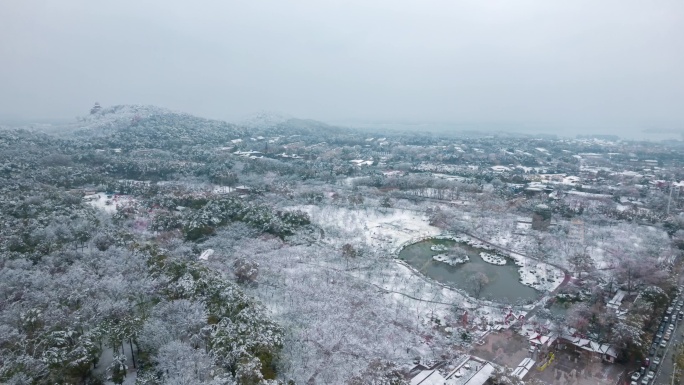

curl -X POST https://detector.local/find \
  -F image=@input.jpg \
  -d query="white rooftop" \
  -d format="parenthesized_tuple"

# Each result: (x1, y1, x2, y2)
(462, 363, 495, 385)
(411, 369, 446, 385)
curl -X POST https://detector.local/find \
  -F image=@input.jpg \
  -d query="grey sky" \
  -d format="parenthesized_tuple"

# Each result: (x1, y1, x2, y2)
(1, 0, 682, 135)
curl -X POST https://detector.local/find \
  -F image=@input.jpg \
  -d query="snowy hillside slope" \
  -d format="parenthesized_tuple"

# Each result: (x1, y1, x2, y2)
(239, 110, 293, 130)
(76, 104, 175, 132)
(54, 105, 244, 149)
(72, 104, 240, 135)
(31, 104, 353, 149)
(238, 110, 352, 137)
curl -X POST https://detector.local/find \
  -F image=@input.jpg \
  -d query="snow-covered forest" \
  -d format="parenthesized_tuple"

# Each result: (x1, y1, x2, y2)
(2, 105, 684, 384)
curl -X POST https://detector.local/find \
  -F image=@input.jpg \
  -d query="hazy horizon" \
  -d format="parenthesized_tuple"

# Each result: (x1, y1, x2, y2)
(1, 110, 680, 142)
(1, 1, 683, 138)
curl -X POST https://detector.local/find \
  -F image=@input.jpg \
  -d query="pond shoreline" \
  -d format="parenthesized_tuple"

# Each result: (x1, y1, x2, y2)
(395, 234, 565, 304)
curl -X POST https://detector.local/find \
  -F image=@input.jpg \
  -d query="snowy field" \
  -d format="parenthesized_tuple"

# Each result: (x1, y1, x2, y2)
(464, 211, 670, 282)
(294, 205, 441, 252)
(197, 205, 562, 382)
(84, 193, 135, 214)
(84, 195, 648, 382)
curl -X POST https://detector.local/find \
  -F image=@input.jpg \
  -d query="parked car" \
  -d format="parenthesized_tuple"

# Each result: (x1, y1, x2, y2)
(653, 357, 661, 367)
(679, 312, 683, 320)
(667, 307, 673, 315)
(660, 340, 667, 348)
(631, 372, 642, 381)
(644, 358, 650, 367)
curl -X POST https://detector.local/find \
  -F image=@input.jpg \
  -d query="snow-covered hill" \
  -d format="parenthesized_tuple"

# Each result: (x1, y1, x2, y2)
(237, 110, 351, 137)
(56, 104, 245, 149)
(238, 110, 293, 131)
(77, 104, 176, 132)
(29, 104, 353, 148)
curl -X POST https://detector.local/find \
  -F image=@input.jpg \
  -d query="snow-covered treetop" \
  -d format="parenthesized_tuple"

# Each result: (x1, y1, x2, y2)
(76, 104, 180, 131)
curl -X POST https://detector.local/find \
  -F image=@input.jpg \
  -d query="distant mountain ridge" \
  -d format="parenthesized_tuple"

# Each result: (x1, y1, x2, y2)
(72, 104, 221, 136)
(238, 110, 351, 137)
(31, 104, 354, 149)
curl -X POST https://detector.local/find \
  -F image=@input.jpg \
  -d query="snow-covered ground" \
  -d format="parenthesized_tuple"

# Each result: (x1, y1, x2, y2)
(510, 254, 566, 292)
(200, 202, 665, 383)
(465, 210, 668, 285)
(433, 254, 469, 265)
(201, 205, 545, 383)
(479, 252, 506, 266)
(199, 249, 214, 260)
(84, 193, 135, 214)
(92, 344, 138, 385)
(294, 205, 441, 251)
(292, 205, 566, 297)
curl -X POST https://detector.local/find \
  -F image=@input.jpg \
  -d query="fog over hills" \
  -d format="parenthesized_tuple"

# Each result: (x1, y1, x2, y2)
(2, 1, 683, 138)
(2, 1, 684, 384)
(2, 100, 684, 384)
(6, 104, 680, 142)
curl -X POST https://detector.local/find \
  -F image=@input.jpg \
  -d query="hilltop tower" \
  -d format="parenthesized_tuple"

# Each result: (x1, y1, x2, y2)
(90, 102, 102, 114)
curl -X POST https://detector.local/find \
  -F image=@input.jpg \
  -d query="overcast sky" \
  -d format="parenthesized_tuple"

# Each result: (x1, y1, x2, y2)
(1, 0, 682, 136)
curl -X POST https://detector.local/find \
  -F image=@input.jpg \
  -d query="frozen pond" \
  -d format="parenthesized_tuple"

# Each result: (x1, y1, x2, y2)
(398, 238, 540, 303)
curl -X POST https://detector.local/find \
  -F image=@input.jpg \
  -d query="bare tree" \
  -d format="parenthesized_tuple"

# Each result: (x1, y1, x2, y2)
(233, 258, 259, 284)
(568, 252, 593, 279)
(468, 272, 489, 299)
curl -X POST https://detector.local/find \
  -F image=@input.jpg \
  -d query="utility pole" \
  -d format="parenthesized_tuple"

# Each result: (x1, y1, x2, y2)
(668, 180, 674, 216)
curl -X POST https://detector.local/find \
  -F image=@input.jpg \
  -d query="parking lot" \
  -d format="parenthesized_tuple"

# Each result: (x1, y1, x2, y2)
(648, 289, 684, 385)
